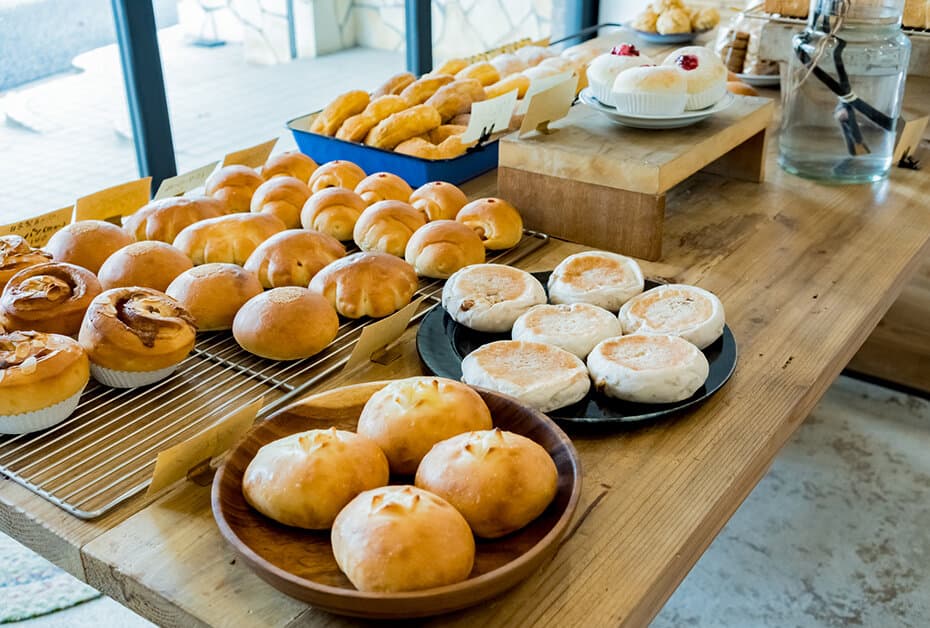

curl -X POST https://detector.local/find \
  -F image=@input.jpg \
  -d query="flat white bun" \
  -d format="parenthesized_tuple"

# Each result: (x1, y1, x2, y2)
(587, 334, 709, 403)
(461, 340, 590, 412)
(618, 283, 724, 349)
(442, 264, 546, 332)
(548, 251, 644, 312)
(512, 303, 622, 359)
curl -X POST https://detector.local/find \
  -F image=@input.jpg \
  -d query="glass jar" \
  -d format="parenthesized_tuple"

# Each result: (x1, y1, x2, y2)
(778, 0, 911, 183)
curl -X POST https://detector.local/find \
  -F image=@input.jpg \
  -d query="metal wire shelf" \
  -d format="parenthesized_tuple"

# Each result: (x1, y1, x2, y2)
(0, 231, 549, 519)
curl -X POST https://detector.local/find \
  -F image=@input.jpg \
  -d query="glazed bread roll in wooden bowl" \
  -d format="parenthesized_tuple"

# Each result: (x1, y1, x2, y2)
(352, 200, 426, 257)
(456, 197, 523, 250)
(308, 251, 418, 319)
(0, 262, 102, 336)
(0, 235, 52, 289)
(262, 151, 317, 183)
(79, 287, 197, 388)
(232, 287, 339, 360)
(97, 241, 193, 292)
(243, 229, 345, 289)
(242, 427, 389, 529)
(204, 165, 264, 213)
(354, 172, 413, 206)
(309, 160, 366, 194)
(409, 181, 468, 221)
(122, 197, 226, 243)
(43, 221, 130, 274)
(332, 485, 475, 593)
(165, 263, 263, 331)
(416, 428, 558, 538)
(173, 212, 286, 266)
(404, 220, 485, 279)
(250, 176, 311, 228)
(300, 187, 366, 241)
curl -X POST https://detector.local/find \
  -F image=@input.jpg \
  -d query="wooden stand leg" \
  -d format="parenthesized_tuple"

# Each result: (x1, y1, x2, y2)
(701, 129, 768, 183)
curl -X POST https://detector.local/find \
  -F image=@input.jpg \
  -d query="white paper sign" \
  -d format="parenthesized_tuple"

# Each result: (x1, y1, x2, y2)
(520, 73, 579, 137)
(461, 89, 519, 143)
(518, 70, 576, 115)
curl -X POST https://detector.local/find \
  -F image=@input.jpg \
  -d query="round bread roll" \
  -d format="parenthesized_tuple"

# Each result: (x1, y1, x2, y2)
(249, 176, 311, 228)
(1, 235, 52, 289)
(232, 287, 339, 360)
(404, 220, 485, 279)
(0, 262, 102, 336)
(409, 181, 468, 221)
(415, 428, 558, 538)
(357, 377, 492, 474)
(0, 331, 89, 434)
(79, 287, 196, 387)
(441, 264, 546, 332)
(165, 263, 263, 331)
(332, 486, 475, 592)
(122, 197, 226, 244)
(243, 428, 389, 529)
(512, 302, 622, 358)
(352, 200, 426, 257)
(308, 251, 418, 319)
(462, 340, 590, 412)
(727, 81, 759, 96)
(547, 251, 644, 312)
(204, 165, 264, 213)
(354, 172, 413, 206)
(456, 198, 523, 250)
(514, 44, 556, 66)
(587, 334, 709, 403)
(618, 283, 725, 349)
(97, 241, 193, 292)
(308, 160, 366, 193)
(490, 52, 528, 77)
(300, 187, 367, 241)
(263, 151, 318, 182)
(173, 213, 286, 266)
(43, 222, 129, 273)
(243, 229, 345, 289)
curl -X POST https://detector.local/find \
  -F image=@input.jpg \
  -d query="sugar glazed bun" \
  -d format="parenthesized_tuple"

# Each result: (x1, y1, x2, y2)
(512, 302, 622, 359)
(409, 181, 468, 221)
(122, 197, 226, 243)
(0, 262, 102, 336)
(173, 213, 286, 266)
(308, 160, 367, 193)
(456, 197, 523, 250)
(204, 165, 264, 213)
(243, 229, 345, 289)
(548, 251, 644, 312)
(336, 95, 410, 143)
(250, 176, 311, 229)
(310, 90, 370, 136)
(416, 428, 558, 538)
(357, 376, 493, 474)
(0, 235, 52, 289)
(332, 486, 475, 592)
(243, 427, 389, 529)
(165, 263, 263, 331)
(441, 264, 546, 332)
(300, 187, 367, 241)
(354, 172, 413, 206)
(232, 287, 339, 360)
(618, 283, 725, 349)
(308, 251, 418, 319)
(43, 222, 128, 274)
(97, 241, 193, 292)
(364, 104, 443, 150)
(352, 200, 426, 257)
(262, 151, 318, 182)
(404, 220, 485, 279)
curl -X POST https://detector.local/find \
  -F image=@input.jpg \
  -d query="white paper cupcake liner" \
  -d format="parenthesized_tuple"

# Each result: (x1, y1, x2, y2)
(90, 363, 179, 388)
(0, 387, 85, 435)
(612, 91, 688, 116)
(590, 79, 615, 106)
(686, 82, 727, 110)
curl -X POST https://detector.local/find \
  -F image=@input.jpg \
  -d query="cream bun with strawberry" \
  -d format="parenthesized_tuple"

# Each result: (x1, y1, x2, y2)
(662, 46, 727, 110)
(587, 43, 653, 105)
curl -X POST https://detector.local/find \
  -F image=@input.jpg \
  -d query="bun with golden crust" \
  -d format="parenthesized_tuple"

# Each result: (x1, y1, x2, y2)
(425, 78, 486, 122)
(308, 160, 367, 193)
(409, 181, 468, 221)
(243, 229, 345, 288)
(204, 165, 264, 214)
(308, 251, 418, 319)
(232, 287, 339, 360)
(0, 262, 102, 336)
(310, 90, 370, 136)
(336, 95, 410, 143)
(399, 74, 454, 106)
(456, 197, 524, 249)
(455, 61, 501, 86)
(404, 220, 485, 279)
(364, 104, 442, 150)
(354, 172, 413, 206)
(44, 222, 129, 274)
(300, 187, 367, 241)
(122, 197, 226, 243)
(353, 200, 426, 257)
(0, 235, 52, 289)
(262, 151, 318, 182)
(372, 72, 416, 98)
(173, 213, 286, 266)
(97, 241, 193, 292)
(165, 263, 263, 331)
(249, 176, 311, 228)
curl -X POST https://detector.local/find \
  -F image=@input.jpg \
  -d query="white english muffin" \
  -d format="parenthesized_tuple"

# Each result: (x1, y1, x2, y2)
(461, 340, 590, 412)
(548, 251, 645, 312)
(442, 264, 546, 332)
(611, 65, 688, 116)
(587, 334, 709, 403)
(619, 283, 725, 349)
(512, 303, 622, 359)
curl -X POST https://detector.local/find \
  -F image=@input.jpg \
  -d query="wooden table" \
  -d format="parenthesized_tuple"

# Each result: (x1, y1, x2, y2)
(3, 81, 930, 627)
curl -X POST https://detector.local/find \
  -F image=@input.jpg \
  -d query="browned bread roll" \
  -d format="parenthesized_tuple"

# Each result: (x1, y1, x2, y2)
(308, 251, 418, 319)
(455, 61, 501, 86)
(165, 263, 263, 331)
(372, 72, 416, 97)
(232, 287, 339, 360)
(122, 197, 227, 243)
(0, 262, 102, 336)
(485, 73, 531, 99)
(427, 124, 468, 144)
(432, 58, 469, 76)
(300, 187, 367, 241)
(489, 52, 528, 77)
(0, 235, 52, 289)
(364, 104, 442, 150)
(335, 95, 409, 143)
(243, 229, 346, 288)
(352, 200, 426, 256)
(409, 181, 469, 221)
(399, 74, 454, 106)
(354, 172, 413, 206)
(310, 90, 370, 136)
(204, 165, 264, 213)
(404, 220, 485, 279)
(449, 112, 471, 126)
(308, 160, 367, 193)
(425, 78, 486, 122)
(97, 241, 193, 292)
(173, 213, 286, 266)
(514, 44, 555, 66)
(262, 151, 317, 182)
(456, 197, 523, 250)
(393, 134, 473, 160)
(43, 222, 128, 275)
(249, 176, 311, 228)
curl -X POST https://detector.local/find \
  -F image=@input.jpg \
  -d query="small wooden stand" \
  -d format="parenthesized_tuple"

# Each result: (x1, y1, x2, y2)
(498, 96, 774, 260)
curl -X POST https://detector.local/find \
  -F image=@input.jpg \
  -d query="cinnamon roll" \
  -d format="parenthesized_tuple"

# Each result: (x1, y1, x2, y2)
(0, 235, 52, 290)
(0, 262, 102, 336)
(78, 287, 197, 388)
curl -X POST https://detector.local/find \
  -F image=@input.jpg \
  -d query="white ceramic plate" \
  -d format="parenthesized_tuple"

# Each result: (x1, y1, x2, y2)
(578, 88, 735, 130)
(735, 73, 780, 87)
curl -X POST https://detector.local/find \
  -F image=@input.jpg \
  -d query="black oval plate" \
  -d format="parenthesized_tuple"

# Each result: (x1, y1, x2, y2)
(416, 273, 738, 425)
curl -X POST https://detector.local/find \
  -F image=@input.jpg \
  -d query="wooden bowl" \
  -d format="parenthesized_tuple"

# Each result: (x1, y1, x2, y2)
(212, 381, 582, 619)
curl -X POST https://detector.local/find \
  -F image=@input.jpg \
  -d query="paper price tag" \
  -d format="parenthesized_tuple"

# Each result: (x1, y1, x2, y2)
(517, 70, 575, 115)
(343, 296, 426, 373)
(519, 73, 579, 137)
(0, 206, 73, 247)
(893, 115, 928, 164)
(74, 177, 151, 223)
(222, 138, 278, 169)
(154, 161, 219, 199)
(461, 90, 519, 143)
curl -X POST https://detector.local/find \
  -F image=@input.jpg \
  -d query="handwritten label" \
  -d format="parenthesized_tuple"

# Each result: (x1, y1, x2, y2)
(74, 177, 151, 223)
(146, 396, 263, 498)
(519, 73, 579, 137)
(0, 206, 73, 247)
(894, 115, 929, 164)
(461, 90, 519, 143)
(343, 296, 425, 372)
(222, 138, 278, 169)
(154, 161, 219, 199)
